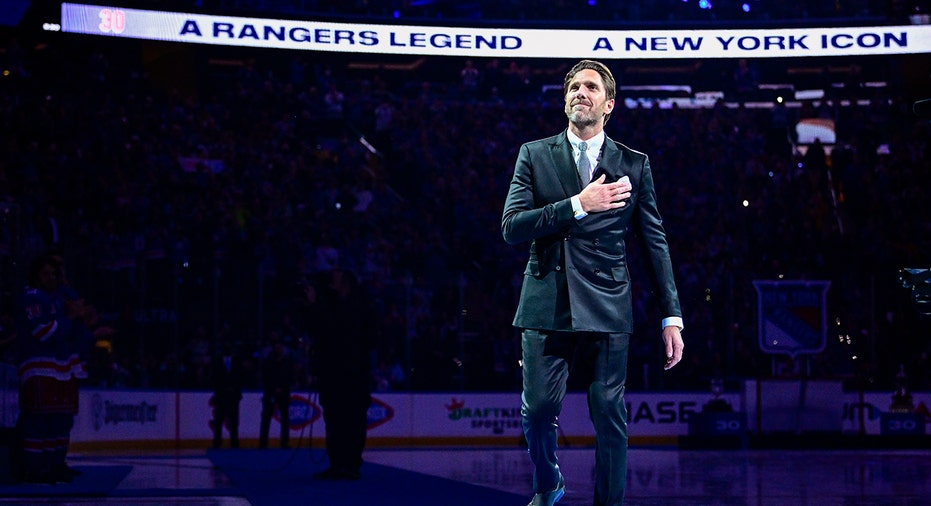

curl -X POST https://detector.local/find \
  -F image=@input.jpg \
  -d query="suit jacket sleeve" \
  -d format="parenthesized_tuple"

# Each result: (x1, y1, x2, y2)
(501, 142, 575, 246)
(632, 156, 682, 320)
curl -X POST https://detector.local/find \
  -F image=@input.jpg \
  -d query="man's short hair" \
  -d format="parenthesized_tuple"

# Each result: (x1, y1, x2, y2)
(563, 59, 617, 124)
(27, 254, 59, 288)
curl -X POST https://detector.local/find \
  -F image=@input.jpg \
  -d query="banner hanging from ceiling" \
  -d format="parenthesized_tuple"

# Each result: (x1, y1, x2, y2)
(60, 3, 931, 59)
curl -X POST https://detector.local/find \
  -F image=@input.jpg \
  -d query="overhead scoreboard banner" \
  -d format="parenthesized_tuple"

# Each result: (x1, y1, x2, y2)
(753, 280, 831, 357)
(60, 3, 931, 59)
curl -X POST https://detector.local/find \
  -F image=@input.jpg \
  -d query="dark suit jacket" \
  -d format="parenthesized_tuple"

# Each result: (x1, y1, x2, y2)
(502, 130, 681, 333)
(212, 353, 244, 402)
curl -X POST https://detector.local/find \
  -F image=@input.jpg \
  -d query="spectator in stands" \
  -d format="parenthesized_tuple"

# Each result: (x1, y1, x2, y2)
(459, 59, 480, 101)
(732, 58, 759, 100)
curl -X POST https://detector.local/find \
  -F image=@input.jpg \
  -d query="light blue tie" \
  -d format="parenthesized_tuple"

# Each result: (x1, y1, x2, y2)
(577, 141, 591, 184)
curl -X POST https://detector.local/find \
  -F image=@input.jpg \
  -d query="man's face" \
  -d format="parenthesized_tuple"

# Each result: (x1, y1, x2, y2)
(38, 264, 59, 292)
(564, 68, 615, 128)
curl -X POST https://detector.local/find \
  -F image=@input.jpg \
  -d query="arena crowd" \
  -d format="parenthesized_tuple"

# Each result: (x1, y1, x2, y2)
(1, 9, 929, 396)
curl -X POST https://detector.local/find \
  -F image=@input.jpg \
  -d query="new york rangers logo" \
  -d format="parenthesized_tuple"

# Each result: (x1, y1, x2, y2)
(285, 395, 322, 430)
(366, 397, 394, 430)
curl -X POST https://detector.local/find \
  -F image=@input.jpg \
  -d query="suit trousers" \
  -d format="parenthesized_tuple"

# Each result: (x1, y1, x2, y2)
(319, 385, 370, 473)
(211, 394, 240, 449)
(521, 328, 630, 506)
(260, 390, 291, 449)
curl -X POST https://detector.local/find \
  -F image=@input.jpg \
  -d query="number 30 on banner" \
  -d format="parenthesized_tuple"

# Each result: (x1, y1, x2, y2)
(98, 9, 126, 34)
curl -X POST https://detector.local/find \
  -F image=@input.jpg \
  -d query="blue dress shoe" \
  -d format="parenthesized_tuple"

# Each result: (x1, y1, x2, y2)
(528, 474, 565, 506)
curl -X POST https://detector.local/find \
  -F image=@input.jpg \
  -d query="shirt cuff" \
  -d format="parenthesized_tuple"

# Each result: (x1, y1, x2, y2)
(571, 195, 587, 220)
(662, 317, 683, 331)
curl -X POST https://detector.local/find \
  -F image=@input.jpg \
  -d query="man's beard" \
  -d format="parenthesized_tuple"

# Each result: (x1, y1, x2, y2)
(567, 106, 599, 128)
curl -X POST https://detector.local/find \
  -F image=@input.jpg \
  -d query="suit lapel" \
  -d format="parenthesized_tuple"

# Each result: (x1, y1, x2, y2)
(548, 131, 581, 195)
(593, 136, 622, 182)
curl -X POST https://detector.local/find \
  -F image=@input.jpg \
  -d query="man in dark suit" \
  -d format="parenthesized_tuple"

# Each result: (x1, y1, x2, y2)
(307, 269, 374, 481)
(259, 339, 294, 449)
(502, 59, 684, 506)
(210, 343, 244, 449)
